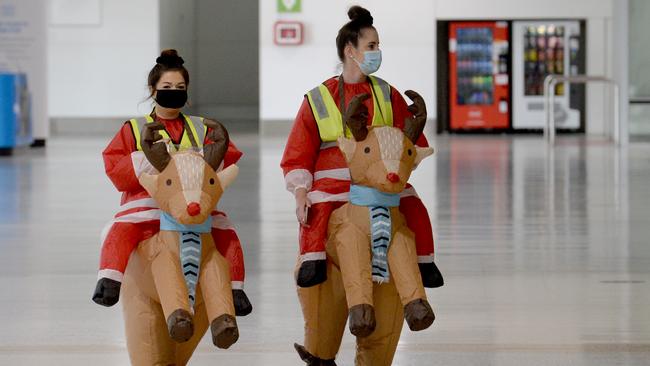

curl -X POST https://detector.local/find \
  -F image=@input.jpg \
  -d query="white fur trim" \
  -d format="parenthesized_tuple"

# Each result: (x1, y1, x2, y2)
(300, 252, 326, 262)
(98, 269, 124, 282)
(285, 169, 313, 194)
(307, 191, 350, 204)
(418, 255, 435, 264)
(399, 186, 419, 198)
(118, 198, 158, 211)
(231, 281, 244, 290)
(131, 151, 158, 176)
(314, 168, 350, 181)
(100, 209, 161, 243)
(212, 213, 235, 230)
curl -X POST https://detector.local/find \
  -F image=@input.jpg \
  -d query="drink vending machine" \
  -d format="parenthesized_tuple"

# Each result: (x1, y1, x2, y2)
(448, 21, 510, 130)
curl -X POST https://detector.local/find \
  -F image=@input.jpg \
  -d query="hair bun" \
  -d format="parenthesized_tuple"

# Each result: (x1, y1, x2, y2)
(348, 5, 373, 25)
(156, 49, 184, 67)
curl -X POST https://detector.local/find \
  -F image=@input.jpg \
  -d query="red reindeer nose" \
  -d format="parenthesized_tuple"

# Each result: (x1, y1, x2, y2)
(387, 173, 400, 183)
(187, 202, 201, 217)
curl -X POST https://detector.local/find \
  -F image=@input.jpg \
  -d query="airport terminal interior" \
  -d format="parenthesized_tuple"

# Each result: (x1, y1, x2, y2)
(0, 1, 648, 365)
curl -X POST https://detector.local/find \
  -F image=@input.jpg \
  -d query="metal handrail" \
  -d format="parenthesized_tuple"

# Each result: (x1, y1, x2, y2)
(543, 75, 620, 145)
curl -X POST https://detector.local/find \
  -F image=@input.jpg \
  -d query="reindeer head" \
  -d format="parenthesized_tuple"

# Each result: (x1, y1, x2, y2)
(338, 96, 433, 194)
(137, 120, 238, 225)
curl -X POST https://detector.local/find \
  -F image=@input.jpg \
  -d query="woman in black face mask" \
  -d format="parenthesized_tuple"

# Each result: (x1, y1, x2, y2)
(94, 49, 252, 319)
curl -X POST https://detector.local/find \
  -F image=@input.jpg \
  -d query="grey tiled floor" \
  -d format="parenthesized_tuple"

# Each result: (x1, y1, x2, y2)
(0, 131, 648, 365)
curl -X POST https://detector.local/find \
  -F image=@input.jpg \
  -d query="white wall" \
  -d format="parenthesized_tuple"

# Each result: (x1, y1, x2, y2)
(260, 0, 436, 122)
(260, 0, 619, 136)
(48, 0, 159, 118)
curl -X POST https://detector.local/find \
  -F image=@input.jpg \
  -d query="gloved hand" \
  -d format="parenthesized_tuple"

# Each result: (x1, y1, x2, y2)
(232, 289, 253, 316)
(296, 259, 327, 288)
(92, 277, 121, 307)
(418, 262, 444, 288)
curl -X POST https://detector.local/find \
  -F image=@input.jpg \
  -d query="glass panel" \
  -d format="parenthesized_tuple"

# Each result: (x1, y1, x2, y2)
(523, 24, 565, 96)
(456, 27, 494, 105)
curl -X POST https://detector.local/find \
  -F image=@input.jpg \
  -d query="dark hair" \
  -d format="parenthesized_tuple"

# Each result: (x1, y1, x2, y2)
(147, 49, 190, 98)
(336, 6, 374, 61)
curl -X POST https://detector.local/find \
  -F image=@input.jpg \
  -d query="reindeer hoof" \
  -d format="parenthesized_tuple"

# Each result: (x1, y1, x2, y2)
(348, 304, 376, 337)
(404, 299, 435, 331)
(167, 309, 194, 342)
(211, 314, 239, 349)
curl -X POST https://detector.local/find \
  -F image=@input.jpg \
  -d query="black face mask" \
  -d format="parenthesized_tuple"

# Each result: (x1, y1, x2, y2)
(155, 89, 187, 109)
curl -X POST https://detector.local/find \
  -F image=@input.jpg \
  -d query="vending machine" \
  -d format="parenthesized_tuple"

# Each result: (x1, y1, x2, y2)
(448, 21, 510, 131)
(512, 21, 585, 130)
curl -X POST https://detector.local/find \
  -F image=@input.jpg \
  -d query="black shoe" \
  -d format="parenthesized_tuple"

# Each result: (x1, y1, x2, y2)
(296, 259, 327, 288)
(232, 289, 253, 316)
(92, 277, 121, 307)
(419, 262, 444, 288)
(294, 343, 337, 366)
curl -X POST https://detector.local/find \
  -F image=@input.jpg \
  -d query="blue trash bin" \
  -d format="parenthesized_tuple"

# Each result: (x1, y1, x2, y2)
(0, 72, 32, 156)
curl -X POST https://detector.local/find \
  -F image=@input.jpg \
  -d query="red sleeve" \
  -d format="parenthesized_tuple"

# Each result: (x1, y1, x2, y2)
(203, 128, 244, 168)
(102, 123, 141, 192)
(280, 97, 321, 176)
(390, 87, 429, 148)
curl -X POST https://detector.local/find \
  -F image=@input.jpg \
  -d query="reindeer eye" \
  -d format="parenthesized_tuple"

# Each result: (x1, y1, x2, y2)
(166, 179, 172, 186)
(364, 147, 370, 154)
(408, 149, 413, 156)
(209, 178, 215, 185)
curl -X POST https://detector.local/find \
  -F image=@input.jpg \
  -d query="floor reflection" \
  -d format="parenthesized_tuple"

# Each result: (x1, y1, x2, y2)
(0, 133, 648, 365)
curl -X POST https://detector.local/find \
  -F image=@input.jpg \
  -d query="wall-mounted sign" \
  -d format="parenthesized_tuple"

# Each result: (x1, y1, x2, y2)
(274, 21, 303, 46)
(277, 0, 301, 13)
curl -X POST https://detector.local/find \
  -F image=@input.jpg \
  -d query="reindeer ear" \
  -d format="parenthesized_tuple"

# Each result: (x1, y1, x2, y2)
(217, 164, 239, 190)
(139, 172, 159, 196)
(414, 146, 434, 166)
(337, 136, 356, 162)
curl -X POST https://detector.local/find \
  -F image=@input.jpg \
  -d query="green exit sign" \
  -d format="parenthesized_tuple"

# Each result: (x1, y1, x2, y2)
(278, 0, 301, 13)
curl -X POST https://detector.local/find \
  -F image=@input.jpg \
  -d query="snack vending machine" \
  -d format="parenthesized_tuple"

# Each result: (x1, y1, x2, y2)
(512, 21, 584, 130)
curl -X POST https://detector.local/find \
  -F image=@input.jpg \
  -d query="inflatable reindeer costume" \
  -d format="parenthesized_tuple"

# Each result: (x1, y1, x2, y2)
(295, 92, 436, 366)
(119, 121, 240, 365)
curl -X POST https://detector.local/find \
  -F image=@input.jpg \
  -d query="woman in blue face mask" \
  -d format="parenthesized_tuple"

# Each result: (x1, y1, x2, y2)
(94, 49, 253, 321)
(281, 5, 444, 366)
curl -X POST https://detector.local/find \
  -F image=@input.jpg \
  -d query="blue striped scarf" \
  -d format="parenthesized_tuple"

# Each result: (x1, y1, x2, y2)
(160, 212, 211, 309)
(349, 185, 400, 283)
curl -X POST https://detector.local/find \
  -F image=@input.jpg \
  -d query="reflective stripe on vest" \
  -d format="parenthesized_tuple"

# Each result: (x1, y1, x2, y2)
(306, 76, 394, 143)
(129, 114, 206, 151)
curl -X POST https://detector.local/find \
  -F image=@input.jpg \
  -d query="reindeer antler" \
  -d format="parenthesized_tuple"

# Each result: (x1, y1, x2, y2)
(202, 118, 230, 171)
(141, 122, 171, 172)
(344, 93, 371, 141)
(403, 90, 427, 144)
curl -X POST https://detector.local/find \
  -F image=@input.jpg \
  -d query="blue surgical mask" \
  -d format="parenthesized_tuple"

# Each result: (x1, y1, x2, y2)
(353, 50, 382, 75)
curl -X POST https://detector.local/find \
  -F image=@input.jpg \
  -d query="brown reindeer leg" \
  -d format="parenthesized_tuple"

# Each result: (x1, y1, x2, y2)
(330, 222, 376, 337)
(122, 273, 176, 366)
(175, 293, 210, 365)
(149, 232, 194, 343)
(355, 281, 404, 366)
(388, 225, 435, 331)
(296, 255, 347, 363)
(198, 239, 238, 349)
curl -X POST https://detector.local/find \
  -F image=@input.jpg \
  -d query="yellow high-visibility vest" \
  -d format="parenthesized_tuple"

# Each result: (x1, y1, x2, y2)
(129, 114, 206, 151)
(306, 75, 394, 142)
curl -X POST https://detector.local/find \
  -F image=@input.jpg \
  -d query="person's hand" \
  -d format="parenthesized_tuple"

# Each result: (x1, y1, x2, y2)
(295, 187, 311, 226)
